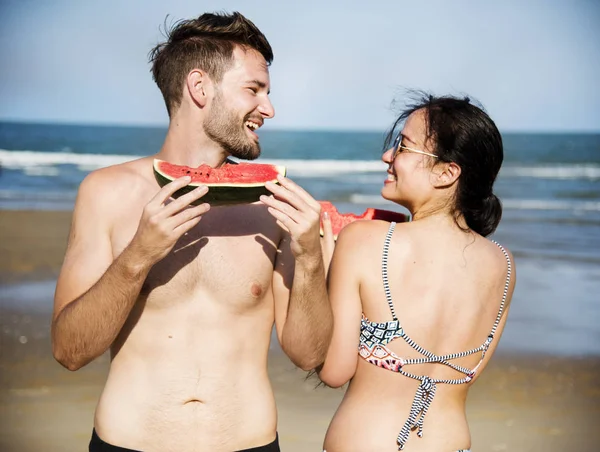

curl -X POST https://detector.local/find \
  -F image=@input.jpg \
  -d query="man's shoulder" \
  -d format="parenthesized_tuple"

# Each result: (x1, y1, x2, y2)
(73, 157, 155, 223)
(79, 157, 151, 196)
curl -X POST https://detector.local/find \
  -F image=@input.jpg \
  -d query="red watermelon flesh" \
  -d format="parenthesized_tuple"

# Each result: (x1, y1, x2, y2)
(154, 159, 284, 186)
(319, 201, 409, 239)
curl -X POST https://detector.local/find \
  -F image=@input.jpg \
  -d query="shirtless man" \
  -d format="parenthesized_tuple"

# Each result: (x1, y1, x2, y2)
(51, 12, 332, 452)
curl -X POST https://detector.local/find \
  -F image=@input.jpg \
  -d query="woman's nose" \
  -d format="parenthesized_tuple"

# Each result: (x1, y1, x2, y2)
(382, 148, 394, 164)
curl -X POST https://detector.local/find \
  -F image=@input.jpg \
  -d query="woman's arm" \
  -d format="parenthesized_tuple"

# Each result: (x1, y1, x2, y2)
(317, 222, 366, 388)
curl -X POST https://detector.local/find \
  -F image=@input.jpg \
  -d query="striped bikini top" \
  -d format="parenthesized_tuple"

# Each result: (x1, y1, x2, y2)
(358, 222, 512, 451)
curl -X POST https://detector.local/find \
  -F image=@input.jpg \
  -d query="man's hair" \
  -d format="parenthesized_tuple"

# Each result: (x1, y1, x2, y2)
(148, 11, 273, 117)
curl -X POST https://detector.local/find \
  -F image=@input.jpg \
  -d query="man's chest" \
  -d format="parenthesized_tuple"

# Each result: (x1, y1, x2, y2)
(111, 202, 283, 306)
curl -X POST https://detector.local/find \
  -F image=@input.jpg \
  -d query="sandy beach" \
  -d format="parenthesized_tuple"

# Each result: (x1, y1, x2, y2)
(1, 210, 599, 451)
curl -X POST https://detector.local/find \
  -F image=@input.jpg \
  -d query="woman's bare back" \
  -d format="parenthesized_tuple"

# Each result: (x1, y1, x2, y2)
(323, 218, 515, 452)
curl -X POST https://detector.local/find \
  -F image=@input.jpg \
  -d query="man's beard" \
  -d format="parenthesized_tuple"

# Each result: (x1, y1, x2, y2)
(203, 90, 261, 161)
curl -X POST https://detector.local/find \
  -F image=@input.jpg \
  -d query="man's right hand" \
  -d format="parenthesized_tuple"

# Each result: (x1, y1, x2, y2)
(129, 176, 210, 265)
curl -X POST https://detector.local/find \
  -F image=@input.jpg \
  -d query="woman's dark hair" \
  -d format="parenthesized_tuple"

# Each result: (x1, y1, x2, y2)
(384, 91, 503, 237)
(149, 11, 273, 117)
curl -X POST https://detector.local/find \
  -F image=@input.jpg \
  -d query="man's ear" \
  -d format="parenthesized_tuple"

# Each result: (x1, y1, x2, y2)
(433, 161, 461, 188)
(186, 69, 212, 107)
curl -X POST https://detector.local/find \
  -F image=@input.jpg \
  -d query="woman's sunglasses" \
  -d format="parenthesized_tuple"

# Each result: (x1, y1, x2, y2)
(392, 132, 439, 159)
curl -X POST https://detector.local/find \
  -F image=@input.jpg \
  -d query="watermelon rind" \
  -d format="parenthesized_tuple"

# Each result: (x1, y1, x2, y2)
(153, 159, 286, 206)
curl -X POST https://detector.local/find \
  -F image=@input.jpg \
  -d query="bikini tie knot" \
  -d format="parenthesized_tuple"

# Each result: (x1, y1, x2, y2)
(396, 376, 437, 450)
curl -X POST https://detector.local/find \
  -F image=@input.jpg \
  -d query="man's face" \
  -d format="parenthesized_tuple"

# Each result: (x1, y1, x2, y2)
(203, 47, 275, 160)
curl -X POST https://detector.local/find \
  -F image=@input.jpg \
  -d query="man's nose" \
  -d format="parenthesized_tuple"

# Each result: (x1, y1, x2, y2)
(258, 96, 275, 119)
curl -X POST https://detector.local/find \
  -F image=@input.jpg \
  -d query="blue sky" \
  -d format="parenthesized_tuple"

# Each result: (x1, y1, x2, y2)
(1, 0, 599, 132)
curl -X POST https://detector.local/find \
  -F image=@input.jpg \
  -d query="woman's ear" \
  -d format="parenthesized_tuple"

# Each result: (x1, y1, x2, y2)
(186, 69, 211, 107)
(433, 161, 461, 188)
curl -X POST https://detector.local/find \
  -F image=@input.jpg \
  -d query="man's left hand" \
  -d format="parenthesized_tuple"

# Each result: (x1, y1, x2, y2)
(260, 175, 322, 260)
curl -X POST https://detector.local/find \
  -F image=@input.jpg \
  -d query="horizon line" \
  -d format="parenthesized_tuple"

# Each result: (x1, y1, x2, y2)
(1, 118, 599, 136)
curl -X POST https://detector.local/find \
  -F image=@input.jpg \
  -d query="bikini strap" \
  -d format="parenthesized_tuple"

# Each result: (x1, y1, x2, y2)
(484, 241, 513, 348)
(382, 222, 398, 321)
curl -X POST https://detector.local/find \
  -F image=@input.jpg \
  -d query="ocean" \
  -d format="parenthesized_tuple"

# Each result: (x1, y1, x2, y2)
(1, 121, 599, 356)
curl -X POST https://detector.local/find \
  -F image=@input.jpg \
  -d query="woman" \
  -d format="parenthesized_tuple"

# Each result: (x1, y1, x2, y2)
(318, 93, 516, 452)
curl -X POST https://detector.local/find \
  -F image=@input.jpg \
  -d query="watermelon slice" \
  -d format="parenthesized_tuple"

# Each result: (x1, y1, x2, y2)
(319, 201, 409, 239)
(153, 159, 286, 206)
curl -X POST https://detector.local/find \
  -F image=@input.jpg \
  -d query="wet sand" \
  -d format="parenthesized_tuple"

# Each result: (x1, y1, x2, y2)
(1, 210, 599, 451)
(0, 209, 72, 284)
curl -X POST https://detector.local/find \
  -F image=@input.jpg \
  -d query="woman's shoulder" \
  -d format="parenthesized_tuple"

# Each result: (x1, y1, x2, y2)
(474, 236, 517, 291)
(336, 219, 414, 251)
(479, 236, 515, 268)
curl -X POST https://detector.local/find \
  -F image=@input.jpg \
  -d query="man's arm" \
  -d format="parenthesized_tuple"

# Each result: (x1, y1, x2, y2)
(52, 171, 209, 371)
(262, 176, 334, 371)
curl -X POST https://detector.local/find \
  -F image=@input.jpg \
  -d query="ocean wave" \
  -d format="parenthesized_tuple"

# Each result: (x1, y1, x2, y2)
(350, 194, 600, 212)
(1, 149, 599, 180)
(0, 190, 76, 211)
(0, 190, 76, 201)
(0, 149, 387, 175)
(0, 150, 135, 171)
(510, 249, 600, 265)
(1, 185, 599, 218)
(502, 199, 600, 212)
(500, 164, 600, 180)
